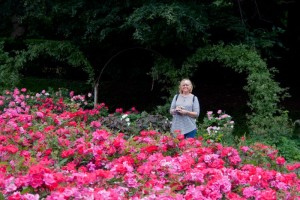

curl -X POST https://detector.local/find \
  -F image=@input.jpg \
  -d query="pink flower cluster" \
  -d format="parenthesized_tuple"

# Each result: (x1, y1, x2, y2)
(0, 88, 299, 199)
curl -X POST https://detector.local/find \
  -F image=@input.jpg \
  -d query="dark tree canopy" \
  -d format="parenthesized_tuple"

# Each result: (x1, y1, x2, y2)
(0, 0, 298, 136)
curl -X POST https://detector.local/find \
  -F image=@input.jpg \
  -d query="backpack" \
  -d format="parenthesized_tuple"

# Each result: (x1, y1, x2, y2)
(175, 94, 195, 102)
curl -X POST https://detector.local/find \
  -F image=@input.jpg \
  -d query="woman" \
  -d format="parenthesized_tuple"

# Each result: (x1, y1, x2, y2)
(170, 78, 200, 138)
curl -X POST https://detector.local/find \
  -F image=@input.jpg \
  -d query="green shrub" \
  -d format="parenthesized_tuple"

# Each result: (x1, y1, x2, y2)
(274, 136, 300, 162)
(198, 110, 236, 146)
(244, 113, 300, 162)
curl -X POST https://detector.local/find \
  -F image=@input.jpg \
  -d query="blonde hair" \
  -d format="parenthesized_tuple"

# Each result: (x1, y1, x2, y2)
(178, 78, 193, 94)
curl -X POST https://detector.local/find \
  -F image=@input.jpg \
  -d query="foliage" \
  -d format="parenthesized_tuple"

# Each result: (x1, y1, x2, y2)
(237, 139, 289, 173)
(0, 41, 25, 88)
(238, 133, 300, 164)
(18, 76, 91, 94)
(183, 44, 290, 136)
(152, 43, 291, 142)
(245, 113, 300, 162)
(0, 0, 294, 141)
(148, 57, 181, 110)
(247, 110, 293, 140)
(0, 39, 94, 89)
(100, 114, 137, 137)
(101, 110, 171, 139)
(198, 110, 236, 146)
(293, 120, 300, 139)
(123, 2, 209, 46)
(275, 136, 300, 162)
(1, 0, 289, 85)
(135, 111, 171, 133)
(154, 102, 173, 118)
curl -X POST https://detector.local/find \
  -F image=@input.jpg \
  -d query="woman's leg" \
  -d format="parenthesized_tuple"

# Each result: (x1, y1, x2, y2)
(184, 129, 197, 138)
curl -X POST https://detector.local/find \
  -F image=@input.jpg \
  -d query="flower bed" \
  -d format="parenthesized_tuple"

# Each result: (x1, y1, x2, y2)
(0, 88, 299, 199)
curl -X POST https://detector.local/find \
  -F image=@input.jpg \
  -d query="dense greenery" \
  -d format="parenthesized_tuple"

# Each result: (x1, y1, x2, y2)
(0, 40, 94, 87)
(0, 1, 297, 142)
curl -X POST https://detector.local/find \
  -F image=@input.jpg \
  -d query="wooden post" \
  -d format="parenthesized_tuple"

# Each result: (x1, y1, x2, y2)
(94, 83, 98, 108)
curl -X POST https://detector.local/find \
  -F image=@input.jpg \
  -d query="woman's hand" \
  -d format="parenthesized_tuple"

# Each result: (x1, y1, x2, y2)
(181, 110, 189, 115)
(175, 106, 184, 112)
(179, 109, 195, 117)
(176, 107, 188, 115)
(174, 106, 194, 117)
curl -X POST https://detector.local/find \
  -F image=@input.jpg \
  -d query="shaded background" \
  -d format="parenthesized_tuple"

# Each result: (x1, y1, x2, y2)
(11, 0, 299, 122)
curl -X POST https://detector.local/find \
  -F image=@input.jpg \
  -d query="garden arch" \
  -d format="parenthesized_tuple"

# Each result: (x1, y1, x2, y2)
(157, 44, 290, 135)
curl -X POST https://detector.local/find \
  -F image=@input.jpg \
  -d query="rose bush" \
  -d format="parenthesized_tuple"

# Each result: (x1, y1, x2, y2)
(0, 88, 299, 199)
(198, 110, 235, 144)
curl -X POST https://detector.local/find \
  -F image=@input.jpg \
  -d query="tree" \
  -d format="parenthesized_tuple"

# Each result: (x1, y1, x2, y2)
(0, 0, 295, 135)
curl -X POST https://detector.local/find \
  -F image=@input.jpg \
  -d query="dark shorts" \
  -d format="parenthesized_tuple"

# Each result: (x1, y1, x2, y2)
(184, 129, 197, 138)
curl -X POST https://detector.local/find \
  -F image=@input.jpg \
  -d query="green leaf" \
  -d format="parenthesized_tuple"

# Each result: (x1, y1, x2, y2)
(59, 158, 69, 166)
(0, 192, 4, 200)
